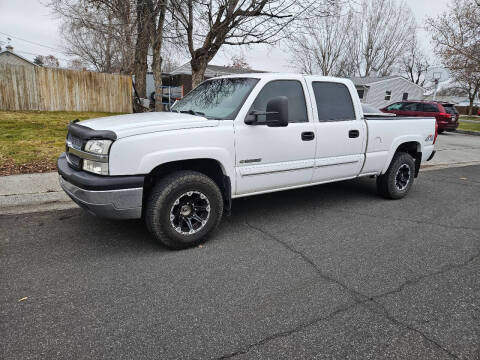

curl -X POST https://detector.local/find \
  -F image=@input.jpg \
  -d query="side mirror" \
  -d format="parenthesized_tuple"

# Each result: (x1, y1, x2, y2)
(265, 96, 288, 127)
(244, 96, 289, 126)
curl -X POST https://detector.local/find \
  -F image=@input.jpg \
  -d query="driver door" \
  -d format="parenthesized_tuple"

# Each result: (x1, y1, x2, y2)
(234, 79, 316, 195)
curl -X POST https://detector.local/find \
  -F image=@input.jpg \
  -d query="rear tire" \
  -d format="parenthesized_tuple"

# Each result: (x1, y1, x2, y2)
(376, 152, 415, 200)
(438, 129, 444, 134)
(145, 171, 224, 249)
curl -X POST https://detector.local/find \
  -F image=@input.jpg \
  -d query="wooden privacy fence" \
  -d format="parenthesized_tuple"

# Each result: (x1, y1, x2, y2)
(0, 64, 132, 113)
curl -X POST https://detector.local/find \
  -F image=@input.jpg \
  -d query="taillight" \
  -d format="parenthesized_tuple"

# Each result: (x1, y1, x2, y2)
(434, 122, 438, 144)
(438, 112, 451, 120)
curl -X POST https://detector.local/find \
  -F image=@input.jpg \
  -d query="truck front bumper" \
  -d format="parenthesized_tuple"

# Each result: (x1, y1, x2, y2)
(58, 153, 144, 219)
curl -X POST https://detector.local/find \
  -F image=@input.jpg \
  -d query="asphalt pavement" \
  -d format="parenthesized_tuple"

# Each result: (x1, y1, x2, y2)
(1, 165, 479, 359)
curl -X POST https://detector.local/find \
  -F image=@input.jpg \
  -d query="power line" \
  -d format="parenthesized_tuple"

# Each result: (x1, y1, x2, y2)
(0, 30, 66, 53)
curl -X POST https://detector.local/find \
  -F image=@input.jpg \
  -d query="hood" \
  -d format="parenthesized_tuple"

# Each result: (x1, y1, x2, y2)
(79, 111, 219, 139)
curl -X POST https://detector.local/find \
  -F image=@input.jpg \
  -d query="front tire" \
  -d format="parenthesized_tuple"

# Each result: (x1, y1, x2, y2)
(145, 171, 224, 249)
(376, 152, 415, 199)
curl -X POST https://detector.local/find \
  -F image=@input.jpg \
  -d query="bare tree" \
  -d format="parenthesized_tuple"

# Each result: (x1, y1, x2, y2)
(400, 33, 430, 86)
(286, 5, 354, 76)
(427, 0, 480, 114)
(68, 58, 87, 70)
(49, 0, 136, 74)
(350, 0, 416, 77)
(39, 55, 61, 68)
(287, 0, 417, 78)
(228, 54, 251, 70)
(169, 0, 328, 88)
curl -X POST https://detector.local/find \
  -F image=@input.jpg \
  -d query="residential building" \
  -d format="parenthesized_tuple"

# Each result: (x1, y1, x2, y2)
(350, 76, 424, 109)
(0, 45, 36, 67)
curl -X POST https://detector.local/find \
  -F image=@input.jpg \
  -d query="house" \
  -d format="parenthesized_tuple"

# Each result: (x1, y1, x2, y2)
(422, 95, 480, 107)
(350, 76, 424, 109)
(0, 45, 36, 67)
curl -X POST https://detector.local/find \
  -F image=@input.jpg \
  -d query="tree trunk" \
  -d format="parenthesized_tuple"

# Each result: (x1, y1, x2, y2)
(151, 3, 166, 112)
(191, 57, 208, 89)
(468, 97, 474, 116)
(133, 0, 150, 98)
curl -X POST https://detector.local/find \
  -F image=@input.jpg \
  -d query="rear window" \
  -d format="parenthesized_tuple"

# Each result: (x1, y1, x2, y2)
(312, 82, 355, 121)
(443, 104, 458, 115)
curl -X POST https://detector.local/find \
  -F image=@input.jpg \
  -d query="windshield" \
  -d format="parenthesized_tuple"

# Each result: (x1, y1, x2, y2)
(171, 78, 259, 119)
(442, 104, 457, 115)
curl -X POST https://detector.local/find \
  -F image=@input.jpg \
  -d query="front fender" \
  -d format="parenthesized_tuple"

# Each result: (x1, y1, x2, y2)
(137, 147, 234, 180)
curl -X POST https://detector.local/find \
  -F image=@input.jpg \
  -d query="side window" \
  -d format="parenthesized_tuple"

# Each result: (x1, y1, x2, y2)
(250, 80, 308, 123)
(402, 102, 421, 111)
(423, 103, 439, 112)
(386, 103, 403, 111)
(312, 82, 355, 121)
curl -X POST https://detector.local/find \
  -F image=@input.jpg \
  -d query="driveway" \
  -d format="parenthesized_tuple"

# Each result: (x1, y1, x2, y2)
(425, 132, 480, 169)
(1, 165, 479, 359)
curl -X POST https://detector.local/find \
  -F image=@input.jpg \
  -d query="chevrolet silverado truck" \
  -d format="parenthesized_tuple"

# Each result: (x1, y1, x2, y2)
(58, 74, 437, 249)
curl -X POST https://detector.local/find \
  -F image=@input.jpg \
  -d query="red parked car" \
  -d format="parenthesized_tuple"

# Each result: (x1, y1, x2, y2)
(381, 101, 459, 133)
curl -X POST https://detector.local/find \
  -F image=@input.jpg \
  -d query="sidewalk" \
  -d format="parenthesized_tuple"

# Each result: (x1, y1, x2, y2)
(0, 172, 75, 215)
(1, 132, 479, 215)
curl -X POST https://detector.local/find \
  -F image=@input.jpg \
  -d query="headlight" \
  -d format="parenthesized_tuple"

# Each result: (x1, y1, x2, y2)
(85, 139, 112, 155)
(83, 159, 109, 175)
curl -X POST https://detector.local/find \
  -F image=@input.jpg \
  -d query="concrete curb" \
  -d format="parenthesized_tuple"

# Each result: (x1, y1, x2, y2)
(1, 161, 480, 215)
(0, 191, 76, 215)
(456, 130, 480, 136)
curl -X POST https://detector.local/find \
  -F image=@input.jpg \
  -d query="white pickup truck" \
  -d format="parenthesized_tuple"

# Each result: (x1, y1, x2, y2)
(58, 73, 437, 249)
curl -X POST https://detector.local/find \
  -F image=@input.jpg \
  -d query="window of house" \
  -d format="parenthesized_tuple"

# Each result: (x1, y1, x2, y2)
(402, 92, 409, 100)
(312, 82, 355, 121)
(357, 89, 365, 99)
(250, 80, 308, 123)
(385, 91, 392, 101)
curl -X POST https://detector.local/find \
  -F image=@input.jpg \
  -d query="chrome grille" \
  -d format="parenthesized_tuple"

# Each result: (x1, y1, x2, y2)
(67, 133, 83, 150)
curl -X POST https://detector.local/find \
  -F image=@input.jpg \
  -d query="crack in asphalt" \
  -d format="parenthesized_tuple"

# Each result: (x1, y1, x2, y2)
(215, 301, 363, 360)
(215, 218, 479, 359)
(331, 208, 480, 232)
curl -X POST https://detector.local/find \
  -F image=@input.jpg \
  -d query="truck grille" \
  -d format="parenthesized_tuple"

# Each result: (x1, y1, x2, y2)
(67, 133, 84, 150)
(66, 131, 85, 170)
(66, 152, 82, 169)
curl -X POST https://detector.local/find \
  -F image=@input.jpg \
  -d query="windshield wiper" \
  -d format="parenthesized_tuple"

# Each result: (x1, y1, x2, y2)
(179, 109, 205, 117)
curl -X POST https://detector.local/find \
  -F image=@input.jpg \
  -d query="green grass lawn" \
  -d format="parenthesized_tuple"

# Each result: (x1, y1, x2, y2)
(458, 121, 480, 132)
(459, 115, 480, 121)
(0, 111, 123, 175)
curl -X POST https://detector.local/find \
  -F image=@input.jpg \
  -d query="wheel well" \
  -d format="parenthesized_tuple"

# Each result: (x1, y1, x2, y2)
(395, 142, 421, 177)
(143, 159, 231, 212)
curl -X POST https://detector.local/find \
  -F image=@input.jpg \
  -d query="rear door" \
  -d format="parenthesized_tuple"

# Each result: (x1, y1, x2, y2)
(422, 102, 440, 121)
(401, 102, 423, 117)
(307, 80, 366, 183)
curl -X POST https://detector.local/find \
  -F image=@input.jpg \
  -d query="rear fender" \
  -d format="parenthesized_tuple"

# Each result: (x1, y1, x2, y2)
(381, 136, 423, 175)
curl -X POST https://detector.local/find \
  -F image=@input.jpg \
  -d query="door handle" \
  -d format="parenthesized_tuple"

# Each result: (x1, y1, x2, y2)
(301, 131, 315, 141)
(349, 130, 360, 138)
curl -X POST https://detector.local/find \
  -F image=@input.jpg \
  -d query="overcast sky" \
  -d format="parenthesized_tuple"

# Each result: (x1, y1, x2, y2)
(0, 0, 450, 71)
